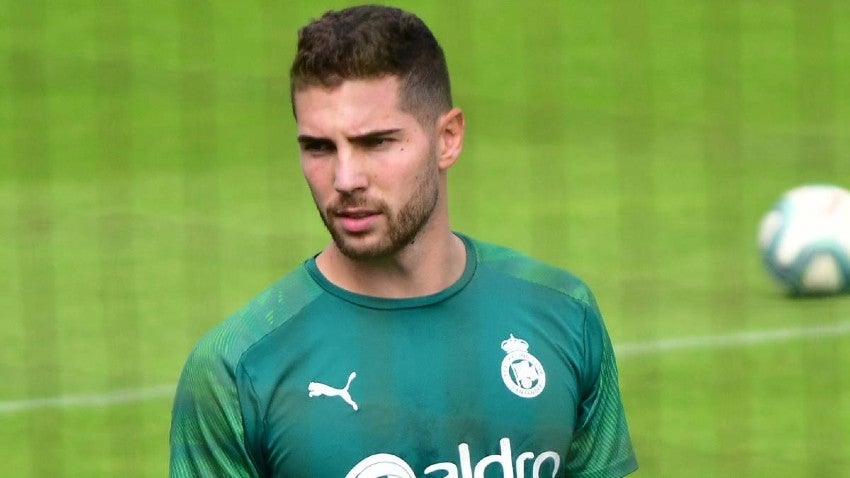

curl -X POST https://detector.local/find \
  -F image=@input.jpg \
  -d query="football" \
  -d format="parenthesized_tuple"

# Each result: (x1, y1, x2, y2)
(757, 184, 850, 296)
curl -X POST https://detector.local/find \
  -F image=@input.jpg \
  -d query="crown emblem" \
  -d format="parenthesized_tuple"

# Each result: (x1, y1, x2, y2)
(501, 334, 529, 353)
(499, 333, 546, 398)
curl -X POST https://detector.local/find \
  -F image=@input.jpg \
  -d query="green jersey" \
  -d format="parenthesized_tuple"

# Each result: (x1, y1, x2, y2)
(170, 234, 637, 477)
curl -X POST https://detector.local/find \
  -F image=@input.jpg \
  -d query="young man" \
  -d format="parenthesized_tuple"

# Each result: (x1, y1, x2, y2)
(170, 5, 637, 478)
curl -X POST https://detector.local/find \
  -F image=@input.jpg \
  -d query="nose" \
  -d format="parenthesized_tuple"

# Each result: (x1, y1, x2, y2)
(333, 148, 368, 194)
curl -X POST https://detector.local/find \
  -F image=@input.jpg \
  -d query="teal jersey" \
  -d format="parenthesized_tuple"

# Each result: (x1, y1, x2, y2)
(170, 234, 637, 477)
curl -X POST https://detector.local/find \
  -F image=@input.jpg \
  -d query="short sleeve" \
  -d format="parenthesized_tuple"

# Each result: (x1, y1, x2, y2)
(169, 337, 261, 478)
(563, 303, 638, 477)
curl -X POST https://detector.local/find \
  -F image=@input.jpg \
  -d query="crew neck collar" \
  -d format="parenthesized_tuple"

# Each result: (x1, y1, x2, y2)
(303, 233, 477, 310)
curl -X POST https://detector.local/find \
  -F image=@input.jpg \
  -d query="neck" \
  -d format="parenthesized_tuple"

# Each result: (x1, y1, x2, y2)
(315, 228, 467, 299)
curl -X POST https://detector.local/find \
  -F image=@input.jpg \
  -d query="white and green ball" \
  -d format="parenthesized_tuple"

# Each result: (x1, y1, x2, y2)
(758, 184, 850, 296)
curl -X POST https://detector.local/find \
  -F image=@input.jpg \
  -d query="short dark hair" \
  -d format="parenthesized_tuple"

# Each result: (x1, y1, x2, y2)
(290, 5, 452, 125)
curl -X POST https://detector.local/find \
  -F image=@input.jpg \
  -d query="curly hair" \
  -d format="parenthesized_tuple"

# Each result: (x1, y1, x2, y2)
(290, 5, 453, 126)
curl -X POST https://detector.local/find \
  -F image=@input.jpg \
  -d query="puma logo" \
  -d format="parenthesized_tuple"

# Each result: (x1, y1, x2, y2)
(308, 372, 359, 411)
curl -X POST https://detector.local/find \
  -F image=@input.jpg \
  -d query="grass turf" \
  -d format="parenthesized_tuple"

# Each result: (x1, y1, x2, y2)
(1, 1, 850, 476)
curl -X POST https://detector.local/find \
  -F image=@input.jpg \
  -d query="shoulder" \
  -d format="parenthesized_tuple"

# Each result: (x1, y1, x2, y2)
(468, 235, 599, 311)
(185, 263, 325, 373)
(171, 266, 324, 477)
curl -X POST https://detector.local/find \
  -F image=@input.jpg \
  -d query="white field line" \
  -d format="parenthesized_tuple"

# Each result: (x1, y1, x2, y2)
(0, 384, 175, 415)
(615, 320, 850, 358)
(1, 321, 850, 415)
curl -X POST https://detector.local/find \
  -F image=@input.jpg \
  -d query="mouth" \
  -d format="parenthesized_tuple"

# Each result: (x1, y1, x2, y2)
(336, 208, 378, 219)
(333, 208, 381, 233)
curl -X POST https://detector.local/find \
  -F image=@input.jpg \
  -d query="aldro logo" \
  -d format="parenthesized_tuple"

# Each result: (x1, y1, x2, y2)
(344, 438, 561, 478)
(500, 334, 546, 398)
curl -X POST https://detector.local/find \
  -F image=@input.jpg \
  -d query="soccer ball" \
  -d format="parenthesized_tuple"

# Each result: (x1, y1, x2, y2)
(757, 184, 850, 296)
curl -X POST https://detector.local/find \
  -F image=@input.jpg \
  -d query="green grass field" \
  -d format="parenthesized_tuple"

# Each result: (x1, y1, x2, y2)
(2, 1, 850, 476)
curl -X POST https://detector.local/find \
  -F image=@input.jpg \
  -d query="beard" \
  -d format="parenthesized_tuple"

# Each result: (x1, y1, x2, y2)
(317, 158, 440, 261)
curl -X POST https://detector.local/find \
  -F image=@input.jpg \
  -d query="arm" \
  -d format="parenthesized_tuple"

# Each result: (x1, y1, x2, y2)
(169, 339, 262, 478)
(563, 303, 638, 478)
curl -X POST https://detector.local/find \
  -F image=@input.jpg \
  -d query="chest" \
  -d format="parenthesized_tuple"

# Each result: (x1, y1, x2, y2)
(244, 301, 585, 477)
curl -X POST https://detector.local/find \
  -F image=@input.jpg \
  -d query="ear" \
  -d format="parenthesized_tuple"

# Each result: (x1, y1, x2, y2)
(436, 108, 465, 170)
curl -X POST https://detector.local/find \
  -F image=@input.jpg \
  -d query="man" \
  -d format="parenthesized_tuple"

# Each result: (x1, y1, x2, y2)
(170, 5, 637, 477)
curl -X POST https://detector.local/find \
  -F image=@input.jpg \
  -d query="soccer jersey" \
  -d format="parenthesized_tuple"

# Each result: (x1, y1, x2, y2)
(169, 234, 637, 477)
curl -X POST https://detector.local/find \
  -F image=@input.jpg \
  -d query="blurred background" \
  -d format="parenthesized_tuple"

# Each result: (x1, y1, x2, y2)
(1, 0, 849, 476)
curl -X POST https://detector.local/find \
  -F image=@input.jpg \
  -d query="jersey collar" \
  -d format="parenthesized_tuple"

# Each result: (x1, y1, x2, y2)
(303, 233, 477, 310)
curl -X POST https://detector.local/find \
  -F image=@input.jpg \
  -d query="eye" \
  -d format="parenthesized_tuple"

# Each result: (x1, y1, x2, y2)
(363, 136, 393, 149)
(300, 140, 335, 155)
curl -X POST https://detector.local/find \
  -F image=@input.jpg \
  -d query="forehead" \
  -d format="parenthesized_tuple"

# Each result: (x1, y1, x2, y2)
(294, 76, 418, 136)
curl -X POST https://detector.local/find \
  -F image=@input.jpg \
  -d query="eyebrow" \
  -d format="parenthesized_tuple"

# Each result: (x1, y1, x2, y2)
(350, 128, 401, 141)
(297, 128, 402, 144)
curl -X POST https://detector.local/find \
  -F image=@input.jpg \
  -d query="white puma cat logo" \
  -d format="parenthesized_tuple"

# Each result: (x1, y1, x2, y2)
(308, 372, 359, 411)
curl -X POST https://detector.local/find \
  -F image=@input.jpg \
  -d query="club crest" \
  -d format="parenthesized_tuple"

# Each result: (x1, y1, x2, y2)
(500, 334, 546, 398)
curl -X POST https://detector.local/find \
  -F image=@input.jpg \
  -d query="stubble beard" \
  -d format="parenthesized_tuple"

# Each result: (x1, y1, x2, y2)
(318, 159, 440, 261)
